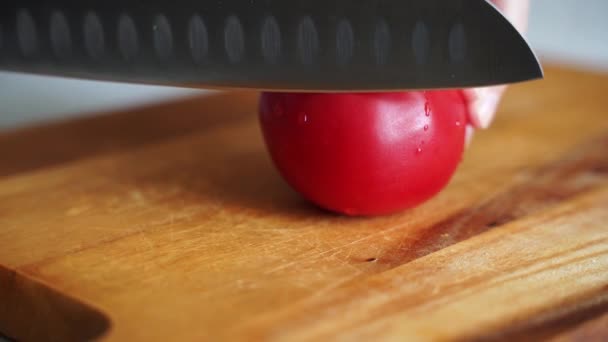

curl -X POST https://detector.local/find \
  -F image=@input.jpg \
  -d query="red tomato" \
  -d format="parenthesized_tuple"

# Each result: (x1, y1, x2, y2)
(259, 91, 468, 216)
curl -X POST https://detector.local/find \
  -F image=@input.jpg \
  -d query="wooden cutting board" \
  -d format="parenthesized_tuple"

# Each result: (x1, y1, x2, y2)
(1, 65, 607, 342)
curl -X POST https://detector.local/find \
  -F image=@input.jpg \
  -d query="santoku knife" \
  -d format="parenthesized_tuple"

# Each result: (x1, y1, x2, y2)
(0, 0, 543, 91)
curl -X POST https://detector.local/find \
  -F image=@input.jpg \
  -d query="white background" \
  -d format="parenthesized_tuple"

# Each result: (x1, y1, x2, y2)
(1, 0, 607, 129)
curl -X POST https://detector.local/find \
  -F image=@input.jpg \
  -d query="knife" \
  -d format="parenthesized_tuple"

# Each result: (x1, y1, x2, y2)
(0, 0, 542, 91)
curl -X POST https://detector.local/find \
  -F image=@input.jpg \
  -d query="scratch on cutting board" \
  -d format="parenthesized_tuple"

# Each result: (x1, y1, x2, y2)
(264, 221, 415, 275)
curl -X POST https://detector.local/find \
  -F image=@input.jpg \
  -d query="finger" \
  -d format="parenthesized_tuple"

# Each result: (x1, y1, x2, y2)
(464, 85, 506, 129)
(491, 0, 530, 33)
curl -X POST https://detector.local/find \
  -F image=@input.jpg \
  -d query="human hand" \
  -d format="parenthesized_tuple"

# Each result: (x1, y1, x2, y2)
(465, 0, 530, 143)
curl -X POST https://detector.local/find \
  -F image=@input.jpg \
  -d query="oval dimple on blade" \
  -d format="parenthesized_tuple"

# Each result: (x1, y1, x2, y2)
(297, 16, 320, 66)
(448, 22, 467, 64)
(152, 14, 173, 61)
(16, 8, 39, 57)
(50, 10, 72, 59)
(373, 19, 391, 66)
(117, 13, 139, 61)
(188, 15, 209, 64)
(335, 19, 354, 66)
(83, 11, 105, 60)
(224, 15, 245, 64)
(261, 15, 281, 64)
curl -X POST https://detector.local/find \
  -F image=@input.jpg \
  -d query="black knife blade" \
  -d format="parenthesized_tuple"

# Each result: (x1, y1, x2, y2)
(0, 0, 543, 91)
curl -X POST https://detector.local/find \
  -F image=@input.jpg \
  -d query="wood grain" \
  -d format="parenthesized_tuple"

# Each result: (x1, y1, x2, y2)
(1, 65, 607, 341)
(236, 187, 608, 341)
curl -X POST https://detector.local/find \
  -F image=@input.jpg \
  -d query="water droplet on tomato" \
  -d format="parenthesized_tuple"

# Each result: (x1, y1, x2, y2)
(424, 102, 431, 117)
(455, 120, 461, 127)
(424, 124, 429, 131)
(298, 112, 309, 125)
(416, 147, 423, 155)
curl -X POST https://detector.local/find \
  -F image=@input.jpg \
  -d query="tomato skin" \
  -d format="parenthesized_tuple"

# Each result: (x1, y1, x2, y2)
(259, 91, 468, 216)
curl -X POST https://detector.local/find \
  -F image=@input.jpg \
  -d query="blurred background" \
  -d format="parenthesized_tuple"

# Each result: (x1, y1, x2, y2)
(1, 0, 607, 129)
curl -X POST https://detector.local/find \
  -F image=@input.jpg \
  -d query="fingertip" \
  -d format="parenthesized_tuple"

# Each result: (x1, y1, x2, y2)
(474, 93, 501, 129)
(463, 89, 482, 128)
(464, 86, 505, 129)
